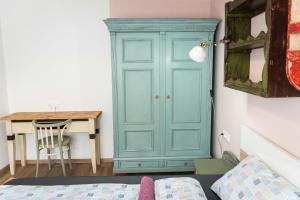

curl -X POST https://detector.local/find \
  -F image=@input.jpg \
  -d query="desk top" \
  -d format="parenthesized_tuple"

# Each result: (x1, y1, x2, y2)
(0, 111, 102, 121)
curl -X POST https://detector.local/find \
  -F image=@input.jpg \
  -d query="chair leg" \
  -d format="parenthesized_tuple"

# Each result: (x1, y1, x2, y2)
(59, 147, 66, 176)
(67, 144, 72, 170)
(36, 150, 40, 177)
(47, 148, 52, 170)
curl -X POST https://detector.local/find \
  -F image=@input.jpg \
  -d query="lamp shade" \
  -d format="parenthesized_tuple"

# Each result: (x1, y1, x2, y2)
(189, 46, 207, 63)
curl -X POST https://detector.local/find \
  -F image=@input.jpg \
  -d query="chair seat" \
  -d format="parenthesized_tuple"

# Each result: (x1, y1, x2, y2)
(38, 135, 70, 148)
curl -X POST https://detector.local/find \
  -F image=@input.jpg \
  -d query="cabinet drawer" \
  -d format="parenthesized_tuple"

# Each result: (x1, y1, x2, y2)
(166, 160, 194, 168)
(120, 161, 160, 169)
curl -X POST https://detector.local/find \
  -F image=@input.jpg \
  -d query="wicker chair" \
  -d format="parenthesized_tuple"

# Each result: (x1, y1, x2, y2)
(32, 120, 72, 177)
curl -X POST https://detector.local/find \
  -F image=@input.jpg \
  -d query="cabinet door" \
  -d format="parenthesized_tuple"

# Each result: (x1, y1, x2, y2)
(116, 33, 161, 157)
(165, 32, 212, 157)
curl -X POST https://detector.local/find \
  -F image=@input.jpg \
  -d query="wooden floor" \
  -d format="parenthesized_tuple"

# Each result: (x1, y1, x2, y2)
(0, 162, 113, 185)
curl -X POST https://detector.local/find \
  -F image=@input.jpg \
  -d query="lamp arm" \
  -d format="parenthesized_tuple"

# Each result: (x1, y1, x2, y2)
(199, 41, 218, 48)
(220, 37, 231, 44)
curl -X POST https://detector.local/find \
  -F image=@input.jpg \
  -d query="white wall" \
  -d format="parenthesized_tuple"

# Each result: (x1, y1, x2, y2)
(211, 0, 300, 159)
(0, 18, 9, 169)
(0, 0, 113, 159)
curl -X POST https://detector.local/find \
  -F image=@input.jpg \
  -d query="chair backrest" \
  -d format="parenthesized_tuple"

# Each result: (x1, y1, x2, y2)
(32, 119, 72, 149)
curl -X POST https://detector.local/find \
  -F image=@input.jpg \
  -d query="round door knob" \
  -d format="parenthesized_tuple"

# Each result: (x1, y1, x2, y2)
(155, 95, 159, 99)
(166, 95, 171, 99)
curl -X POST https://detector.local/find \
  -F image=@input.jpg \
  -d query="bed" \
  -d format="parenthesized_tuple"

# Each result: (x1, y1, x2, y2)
(5, 174, 222, 200)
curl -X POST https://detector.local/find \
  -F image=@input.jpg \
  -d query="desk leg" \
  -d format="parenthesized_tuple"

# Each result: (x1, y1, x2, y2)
(6, 121, 16, 176)
(96, 128, 101, 166)
(89, 119, 97, 174)
(18, 134, 27, 167)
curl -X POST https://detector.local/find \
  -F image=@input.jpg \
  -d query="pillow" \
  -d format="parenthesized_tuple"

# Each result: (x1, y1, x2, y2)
(138, 176, 155, 200)
(211, 156, 300, 200)
(155, 177, 207, 200)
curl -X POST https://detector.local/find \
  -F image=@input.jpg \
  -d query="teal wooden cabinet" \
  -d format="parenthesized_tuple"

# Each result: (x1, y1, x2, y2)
(105, 19, 219, 173)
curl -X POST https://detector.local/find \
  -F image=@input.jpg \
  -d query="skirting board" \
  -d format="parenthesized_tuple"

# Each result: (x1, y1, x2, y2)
(0, 159, 113, 177)
(15, 158, 113, 165)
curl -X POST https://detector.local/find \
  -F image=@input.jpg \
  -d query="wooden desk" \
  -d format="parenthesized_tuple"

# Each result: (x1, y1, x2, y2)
(0, 111, 102, 175)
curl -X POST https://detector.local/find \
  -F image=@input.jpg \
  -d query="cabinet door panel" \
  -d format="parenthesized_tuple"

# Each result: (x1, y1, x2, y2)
(172, 69, 202, 123)
(123, 39, 153, 63)
(116, 33, 161, 157)
(165, 32, 212, 157)
(123, 70, 153, 123)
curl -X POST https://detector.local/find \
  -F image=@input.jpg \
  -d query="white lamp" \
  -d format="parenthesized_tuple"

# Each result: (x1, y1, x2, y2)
(189, 41, 210, 63)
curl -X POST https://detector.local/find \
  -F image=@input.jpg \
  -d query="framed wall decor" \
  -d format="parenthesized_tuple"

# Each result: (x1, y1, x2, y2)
(286, 0, 300, 91)
(224, 0, 300, 97)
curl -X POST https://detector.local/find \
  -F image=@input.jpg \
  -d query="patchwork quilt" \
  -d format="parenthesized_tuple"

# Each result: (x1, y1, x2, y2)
(0, 177, 208, 200)
(0, 184, 140, 200)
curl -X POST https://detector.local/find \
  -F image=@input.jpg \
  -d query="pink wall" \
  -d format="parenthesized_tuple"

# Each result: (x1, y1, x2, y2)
(110, 0, 211, 18)
(211, 0, 300, 159)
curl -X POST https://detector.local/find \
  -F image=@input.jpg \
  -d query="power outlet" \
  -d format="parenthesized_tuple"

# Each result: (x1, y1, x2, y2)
(222, 130, 231, 143)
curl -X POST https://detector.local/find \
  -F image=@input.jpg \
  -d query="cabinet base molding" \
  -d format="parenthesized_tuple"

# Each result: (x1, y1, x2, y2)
(113, 157, 211, 173)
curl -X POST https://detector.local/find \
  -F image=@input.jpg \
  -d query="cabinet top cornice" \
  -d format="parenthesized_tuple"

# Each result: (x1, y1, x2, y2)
(104, 18, 220, 32)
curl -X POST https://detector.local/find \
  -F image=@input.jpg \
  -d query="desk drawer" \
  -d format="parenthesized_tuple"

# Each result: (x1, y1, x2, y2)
(119, 160, 160, 169)
(166, 160, 194, 168)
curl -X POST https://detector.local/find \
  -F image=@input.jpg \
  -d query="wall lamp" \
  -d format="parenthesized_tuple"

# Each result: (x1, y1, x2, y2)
(189, 41, 214, 63)
(189, 39, 230, 63)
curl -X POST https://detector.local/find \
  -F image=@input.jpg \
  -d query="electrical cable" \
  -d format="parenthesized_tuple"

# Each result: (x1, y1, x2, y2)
(211, 97, 223, 156)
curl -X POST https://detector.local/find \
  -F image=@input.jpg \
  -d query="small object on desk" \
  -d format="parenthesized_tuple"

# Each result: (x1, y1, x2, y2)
(194, 151, 239, 175)
(0, 111, 102, 175)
